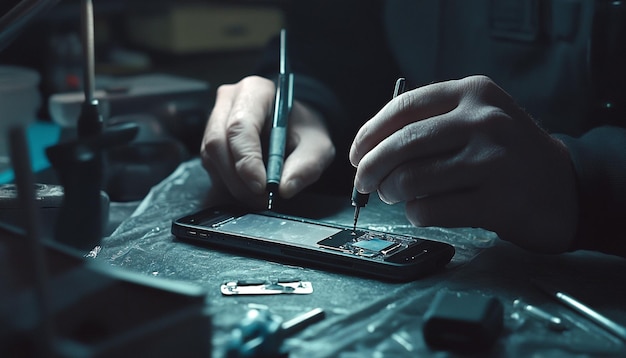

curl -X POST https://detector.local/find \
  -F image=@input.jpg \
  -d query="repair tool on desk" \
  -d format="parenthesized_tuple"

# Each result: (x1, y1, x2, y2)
(2, 2, 211, 357)
(352, 77, 406, 231)
(226, 307, 325, 358)
(537, 283, 626, 342)
(4, 118, 211, 358)
(422, 290, 504, 353)
(77, 0, 101, 138)
(267, 28, 294, 210)
(513, 298, 568, 332)
(221, 278, 313, 296)
(45, 0, 137, 251)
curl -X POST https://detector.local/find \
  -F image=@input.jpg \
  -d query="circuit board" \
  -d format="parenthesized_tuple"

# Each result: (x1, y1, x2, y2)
(317, 229, 421, 261)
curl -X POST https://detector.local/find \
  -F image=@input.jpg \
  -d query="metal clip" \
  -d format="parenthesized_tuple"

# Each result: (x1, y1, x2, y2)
(221, 278, 313, 296)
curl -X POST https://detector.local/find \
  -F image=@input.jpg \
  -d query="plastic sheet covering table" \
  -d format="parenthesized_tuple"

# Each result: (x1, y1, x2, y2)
(95, 158, 626, 357)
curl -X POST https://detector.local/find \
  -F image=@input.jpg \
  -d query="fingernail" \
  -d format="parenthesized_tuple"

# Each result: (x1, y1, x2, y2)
(282, 178, 300, 198)
(250, 180, 264, 194)
(354, 180, 369, 194)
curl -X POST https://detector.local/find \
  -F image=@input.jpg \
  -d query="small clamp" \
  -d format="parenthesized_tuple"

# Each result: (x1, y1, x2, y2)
(221, 278, 313, 296)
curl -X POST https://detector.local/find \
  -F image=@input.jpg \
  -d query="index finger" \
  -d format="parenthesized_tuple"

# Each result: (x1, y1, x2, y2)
(201, 77, 275, 197)
(349, 79, 463, 166)
(226, 78, 276, 179)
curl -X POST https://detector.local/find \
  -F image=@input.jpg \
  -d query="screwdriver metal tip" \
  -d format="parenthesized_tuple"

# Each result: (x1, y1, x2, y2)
(352, 206, 361, 232)
(268, 191, 274, 210)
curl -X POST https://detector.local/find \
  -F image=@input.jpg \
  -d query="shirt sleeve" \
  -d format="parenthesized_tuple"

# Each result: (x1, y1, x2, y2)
(556, 126, 626, 257)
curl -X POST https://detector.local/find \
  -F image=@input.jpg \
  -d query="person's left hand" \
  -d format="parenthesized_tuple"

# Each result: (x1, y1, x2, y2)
(349, 75, 578, 253)
(201, 76, 335, 208)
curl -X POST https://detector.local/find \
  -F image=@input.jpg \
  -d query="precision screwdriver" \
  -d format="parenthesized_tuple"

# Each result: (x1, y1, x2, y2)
(267, 29, 294, 210)
(352, 77, 406, 231)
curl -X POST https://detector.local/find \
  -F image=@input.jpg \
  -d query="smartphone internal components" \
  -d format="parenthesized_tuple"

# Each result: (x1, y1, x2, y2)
(317, 229, 420, 260)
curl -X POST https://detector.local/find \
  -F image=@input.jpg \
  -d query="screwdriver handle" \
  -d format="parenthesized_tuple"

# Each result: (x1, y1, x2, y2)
(351, 187, 369, 208)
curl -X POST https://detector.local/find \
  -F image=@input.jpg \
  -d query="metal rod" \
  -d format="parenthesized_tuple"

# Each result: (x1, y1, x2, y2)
(9, 125, 55, 357)
(81, 0, 96, 103)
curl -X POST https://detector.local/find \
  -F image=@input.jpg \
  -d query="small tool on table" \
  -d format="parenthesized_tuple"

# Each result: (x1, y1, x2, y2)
(226, 307, 325, 357)
(352, 77, 406, 231)
(534, 280, 626, 341)
(266, 29, 294, 210)
(513, 298, 567, 332)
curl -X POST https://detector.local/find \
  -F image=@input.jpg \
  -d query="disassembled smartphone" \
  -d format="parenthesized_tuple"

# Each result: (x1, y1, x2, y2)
(171, 206, 455, 282)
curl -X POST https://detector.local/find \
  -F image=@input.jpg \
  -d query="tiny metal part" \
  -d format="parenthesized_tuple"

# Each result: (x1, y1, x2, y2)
(351, 187, 369, 231)
(352, 206, 360, 231)
(267, 191, 274, 210)
(212, 216, 237, 228)
(264, 283, 296, 293)
(513, 299, 567, 332)
(393, 77, 406, 98)
(381, 242, 403, 256)
(317, 244, 351, 253)
(317, 231, 364, 248)
(357, 250, 377, 258)
(234, 279, 268, 286)
(533, 280, 626, 341)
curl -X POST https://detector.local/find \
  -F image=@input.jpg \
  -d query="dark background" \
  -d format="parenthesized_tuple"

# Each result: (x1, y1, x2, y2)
(1, 0, 286, 140)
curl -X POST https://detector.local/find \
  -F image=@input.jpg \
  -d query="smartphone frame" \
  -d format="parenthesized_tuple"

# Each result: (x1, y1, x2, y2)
(171, 206, 455, 282)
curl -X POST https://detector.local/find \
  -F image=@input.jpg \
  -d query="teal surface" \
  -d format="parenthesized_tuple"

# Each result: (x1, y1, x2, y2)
(0, 121, 61, 184)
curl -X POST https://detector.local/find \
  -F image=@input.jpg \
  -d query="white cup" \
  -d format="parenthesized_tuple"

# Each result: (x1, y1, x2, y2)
(0, 65, 41, 167)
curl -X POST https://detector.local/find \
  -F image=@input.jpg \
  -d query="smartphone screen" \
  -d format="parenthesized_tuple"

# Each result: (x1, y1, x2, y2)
(199, 213, 343, 247)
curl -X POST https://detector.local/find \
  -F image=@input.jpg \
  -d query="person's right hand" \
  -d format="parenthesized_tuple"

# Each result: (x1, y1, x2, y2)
(201, 75, 336, 208)
(349, 75, 578, 253)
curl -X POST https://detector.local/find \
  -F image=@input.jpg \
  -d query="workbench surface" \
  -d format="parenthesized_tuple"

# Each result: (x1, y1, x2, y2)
(97, 158, 626, 357)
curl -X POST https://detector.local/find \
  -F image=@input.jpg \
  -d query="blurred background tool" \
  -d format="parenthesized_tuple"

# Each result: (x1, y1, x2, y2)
(45, 0, 137, 252)
(226, 307, 325, 358)
(1, 2, 212, 357)
(513, 298, 568, 332)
